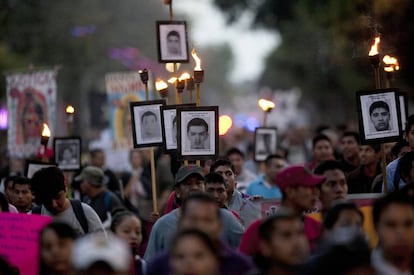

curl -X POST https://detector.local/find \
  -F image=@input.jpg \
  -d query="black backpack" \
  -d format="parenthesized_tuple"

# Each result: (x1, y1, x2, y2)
(32, 199, 89, 234)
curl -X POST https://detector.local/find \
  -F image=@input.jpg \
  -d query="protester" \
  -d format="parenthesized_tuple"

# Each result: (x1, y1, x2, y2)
(338, 131, 360, 173)
(226, 147, 257, 192)
(309, 134, 335, 171)
(76, 165, 123, 227)
(2, 175, 16, 204)
(71, 232, 132, 275)
(247, 154, 286, 199)
(398, 151, 414, 185)
(205, 172, 228, 209)
(89, 148, 121, 194)
(144, 165, 244, 260)
(211, 159, 261, 227)
(169, 229, 220, 275)
(322, 201, 364, 232)
(110, 208, 145, 274)
(146, 193, 253, 274)
(31, 167, 104, 236)
(39, 221, 77, 275)
(12, 176, 34, 213)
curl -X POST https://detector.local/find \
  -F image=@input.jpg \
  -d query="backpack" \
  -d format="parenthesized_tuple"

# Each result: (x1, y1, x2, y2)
(32, 199, 89, 234)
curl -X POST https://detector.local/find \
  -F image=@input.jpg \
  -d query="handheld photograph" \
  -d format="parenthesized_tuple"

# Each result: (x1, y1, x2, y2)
(254, 127, 278, 161)
(157, 21, 189, 63)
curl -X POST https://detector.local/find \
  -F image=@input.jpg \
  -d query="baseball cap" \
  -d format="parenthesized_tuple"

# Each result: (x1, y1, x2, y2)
(74, 166, 104, 186)
(275, 165, 326, 191)
(175, 165, 205, 185)
(72, 232, 130, 272)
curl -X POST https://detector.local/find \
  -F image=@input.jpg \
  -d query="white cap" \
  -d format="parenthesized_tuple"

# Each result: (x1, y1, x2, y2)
(72, 232, 130, 271)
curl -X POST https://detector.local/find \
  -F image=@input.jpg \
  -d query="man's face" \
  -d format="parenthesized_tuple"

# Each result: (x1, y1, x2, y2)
(341, 136, 359, 160)
(142, 115, 158, 136)
(266, 158, 287, 182)
(175, 175, 205, 201)
(260, 218, 310, 266)
(406, 125, 414, 150)
(213, 165, 236, 197)
(359, 145, 379, 166)
(180, 200, 221, 240)
(13, 183, 34, 211)
(313, 140, 333, 163)
(167, 34, 181, 55)
(187, 126, 208, 149)
(286, 185, 319, 212)
(4, 180, 15, 203)
(370, 107, 390, 131)
(44, 190, 68, 215)
(91, 152, 105, 168)
(376, 203, 414, 260)
(228, 153, 243, 175)
(206, 182, 227, 208)
(319, 169, 348, 209)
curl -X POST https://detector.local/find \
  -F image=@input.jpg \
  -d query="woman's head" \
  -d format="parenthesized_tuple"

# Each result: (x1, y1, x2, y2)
(39, 221, 77, 275)
(110, 208, 143, 254)
(169, 229, 220, 275)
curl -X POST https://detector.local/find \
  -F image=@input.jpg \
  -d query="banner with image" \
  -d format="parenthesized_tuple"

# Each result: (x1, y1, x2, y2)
(105, 72, 150, 149)
(6, 70, 57, 158)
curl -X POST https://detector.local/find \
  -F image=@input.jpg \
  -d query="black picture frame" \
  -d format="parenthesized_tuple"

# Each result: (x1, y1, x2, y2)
(130, 100, 166, 148)
(160, 103, 196, 152)
(53, 137, 82, 171)
(156, 21, 189, 63)
(356, 88, 402, 144)
(26, 160, 57, 179)
(254, 127, 278, 161)
(177, 106, 219, 160)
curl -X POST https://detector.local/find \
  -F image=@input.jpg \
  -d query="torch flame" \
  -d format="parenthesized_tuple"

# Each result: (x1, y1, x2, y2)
(258, 99, 275, 112)
(384, 67, 394, 72)
(383, 55, 399, 72)
(66, 105, 75, 114)
(368, 36, 380, 56)
(191, 49, 202, 71)
(155, 79, 168, 91)
(167, 77, 177, 84)
(42, 123, 51, 137)
(179, 72, 191, 81)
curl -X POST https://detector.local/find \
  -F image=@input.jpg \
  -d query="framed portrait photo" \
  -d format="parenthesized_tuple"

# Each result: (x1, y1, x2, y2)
(53, 137, 81, 171)
(254, 127, 278, 161)
(356, 88, 402, 144)
(26, 160, 57, 179)
(160, 103, 196, 152)
(130, 100, 166, 148)
(177, 106, 219, 160)
(156, 20, 189, 63)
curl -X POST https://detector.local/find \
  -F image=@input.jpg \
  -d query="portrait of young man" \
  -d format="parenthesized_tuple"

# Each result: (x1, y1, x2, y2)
(186, 117, 209, 150)
(369, 100, 391, 132)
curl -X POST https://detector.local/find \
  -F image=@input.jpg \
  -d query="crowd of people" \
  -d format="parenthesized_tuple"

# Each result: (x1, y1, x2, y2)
(1, 115, 414, 274)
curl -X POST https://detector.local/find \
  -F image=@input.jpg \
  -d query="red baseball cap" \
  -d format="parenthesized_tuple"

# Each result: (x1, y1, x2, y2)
(275, 165, 326, 191)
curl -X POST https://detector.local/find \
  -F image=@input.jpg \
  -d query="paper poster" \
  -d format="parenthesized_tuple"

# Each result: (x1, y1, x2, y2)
(105, 72, 150, 149)
(0, 213, 52, 275)
(6, 70, 57, 158)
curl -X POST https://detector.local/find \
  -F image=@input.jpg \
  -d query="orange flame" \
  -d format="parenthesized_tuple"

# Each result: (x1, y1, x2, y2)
(155, 79, 168, 91)
(219, 115, 233, 136)
(179, 72, 191, 81)
(258, 99, 275, 112)
(383, 55, 399, 72)
(65, 105, 75, 114)
(167, 77, 177, 84)
(368, 36, 380, 56)
(191, 49, 202, 71)
(42, 123, 51, 137)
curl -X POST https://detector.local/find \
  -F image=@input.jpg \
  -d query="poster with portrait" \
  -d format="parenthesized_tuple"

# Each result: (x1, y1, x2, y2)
(25, 161, 57, 179)
(356, 89, 402, 144)
(6, 70, 57, 158)
(254, 127, 278, 161)
(399, 91, 408, 132)
(160, 103, 196, 152)
(157, 21, 189, 63)
(53, 137, 81, 171)
(105, 72, 150, 149)
(177, 106, 219, 160)
(130, 100, 165, 148)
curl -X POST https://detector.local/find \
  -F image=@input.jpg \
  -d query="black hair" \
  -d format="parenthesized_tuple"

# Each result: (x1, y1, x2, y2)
(362, 143, 381, 153)
(39, 221, 77, 275)
(312, 134, 332, 148)
(264, 154, 284, 167)
(314, 160, 345, 175)
(369, 101, 390, 116)
(405, 114, 414, 135)
(181, 192, 220, 220)
(170, 229, 219, 260)
(391, 139, 410, 158)
(0, 192, 9, 212)
(226, 147, 245, 159)
(141, 110, 157, 123)
(89, 148, 104, 158)
(187, 117, 208, 133)
(3, 175, 16, 189)
(167, 30, 180, 39)
(204, 173, 226, 186)
(210, 159, 235, 174)
(323, 202, 364, 230)
(30, 167, 65, 205)
(12, 176, 31, 189)
(110, 207, 147, 245)
(341, 131, 360, 145)
(398, 151, 414, 182)
(373, 187, 414, 228)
